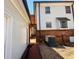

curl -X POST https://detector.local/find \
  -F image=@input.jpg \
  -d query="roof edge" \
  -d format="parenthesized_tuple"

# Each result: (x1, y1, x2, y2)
(22, 0, 30, 18)
(34, 1, 74, 3)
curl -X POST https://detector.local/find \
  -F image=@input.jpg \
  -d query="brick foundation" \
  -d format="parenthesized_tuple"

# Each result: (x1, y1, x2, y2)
(36, 29, 74, 45)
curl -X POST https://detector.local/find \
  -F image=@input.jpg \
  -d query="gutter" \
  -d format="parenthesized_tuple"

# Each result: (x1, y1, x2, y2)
(22, 0, 30, 19)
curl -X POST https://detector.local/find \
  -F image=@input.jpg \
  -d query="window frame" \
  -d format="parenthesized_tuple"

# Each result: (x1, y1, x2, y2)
(46, 22, 52, 28)
(65, 6, 71, 13)
(45, 7, 50, 14)
(60, 20, 68, 28)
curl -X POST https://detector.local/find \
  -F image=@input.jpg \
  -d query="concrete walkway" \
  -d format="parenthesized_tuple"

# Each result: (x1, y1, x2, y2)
(21, 44, 65, 59)
(30, 39, 36, 44)
(53, 46, 74, 59)
(39, 44, 64, 59)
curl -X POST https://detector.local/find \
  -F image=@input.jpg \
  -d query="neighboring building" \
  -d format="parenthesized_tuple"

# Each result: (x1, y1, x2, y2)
(30, 15, 36, 37)
(4, 0, 30, 59)
(34, 1, 74, 46)
(29, 15, 37, 44)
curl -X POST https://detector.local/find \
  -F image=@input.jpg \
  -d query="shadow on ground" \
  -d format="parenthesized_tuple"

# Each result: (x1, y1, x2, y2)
(39, 44, 64, 59)
(21, 44, 64, 59)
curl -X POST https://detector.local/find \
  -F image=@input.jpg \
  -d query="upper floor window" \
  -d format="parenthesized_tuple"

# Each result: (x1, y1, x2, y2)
(46, 22, 52, 28)
(65, 6, 71, 13)
(45, 7, 50, 14)
(60, 20, 68, 28)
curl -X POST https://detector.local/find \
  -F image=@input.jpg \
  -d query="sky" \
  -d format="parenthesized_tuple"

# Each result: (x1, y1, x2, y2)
(27, 0, 63, 15)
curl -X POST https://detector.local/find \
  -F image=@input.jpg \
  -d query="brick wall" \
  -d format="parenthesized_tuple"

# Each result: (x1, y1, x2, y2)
(30, 15, 36, 24)
(36, 29, 74, 45)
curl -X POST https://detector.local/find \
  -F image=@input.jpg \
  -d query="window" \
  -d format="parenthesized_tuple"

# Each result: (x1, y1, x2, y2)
(46, 22, 52, 28)
(65, 6, 71, 13)
(60, 20, 68, 28)
(45, 7, 50, 14)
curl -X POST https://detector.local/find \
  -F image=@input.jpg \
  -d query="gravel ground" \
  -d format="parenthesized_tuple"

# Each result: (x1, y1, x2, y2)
(39, 44, 64, 59)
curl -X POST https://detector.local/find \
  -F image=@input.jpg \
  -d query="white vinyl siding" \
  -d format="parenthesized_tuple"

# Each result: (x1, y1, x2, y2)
(4, 0, 29, 59)
(36, 3, 74, 30)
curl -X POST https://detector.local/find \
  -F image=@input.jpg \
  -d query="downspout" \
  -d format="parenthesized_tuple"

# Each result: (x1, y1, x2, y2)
(71, 4, 74, 21)
(38, 3, 41, 42)
(28, 17, 30, 44)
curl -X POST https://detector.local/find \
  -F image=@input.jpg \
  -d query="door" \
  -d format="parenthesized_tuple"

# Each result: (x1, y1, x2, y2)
(48, 37, 57, 47)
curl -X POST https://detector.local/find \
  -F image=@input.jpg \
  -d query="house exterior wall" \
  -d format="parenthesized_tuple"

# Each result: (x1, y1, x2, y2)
(36, 29, 74, 45)
(64, 0, 74, 1)
(4, 0, 30, 59)
(34, 1, 74, 45)
(35, 2, 74, 30)
(30, 15, 36, 37)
